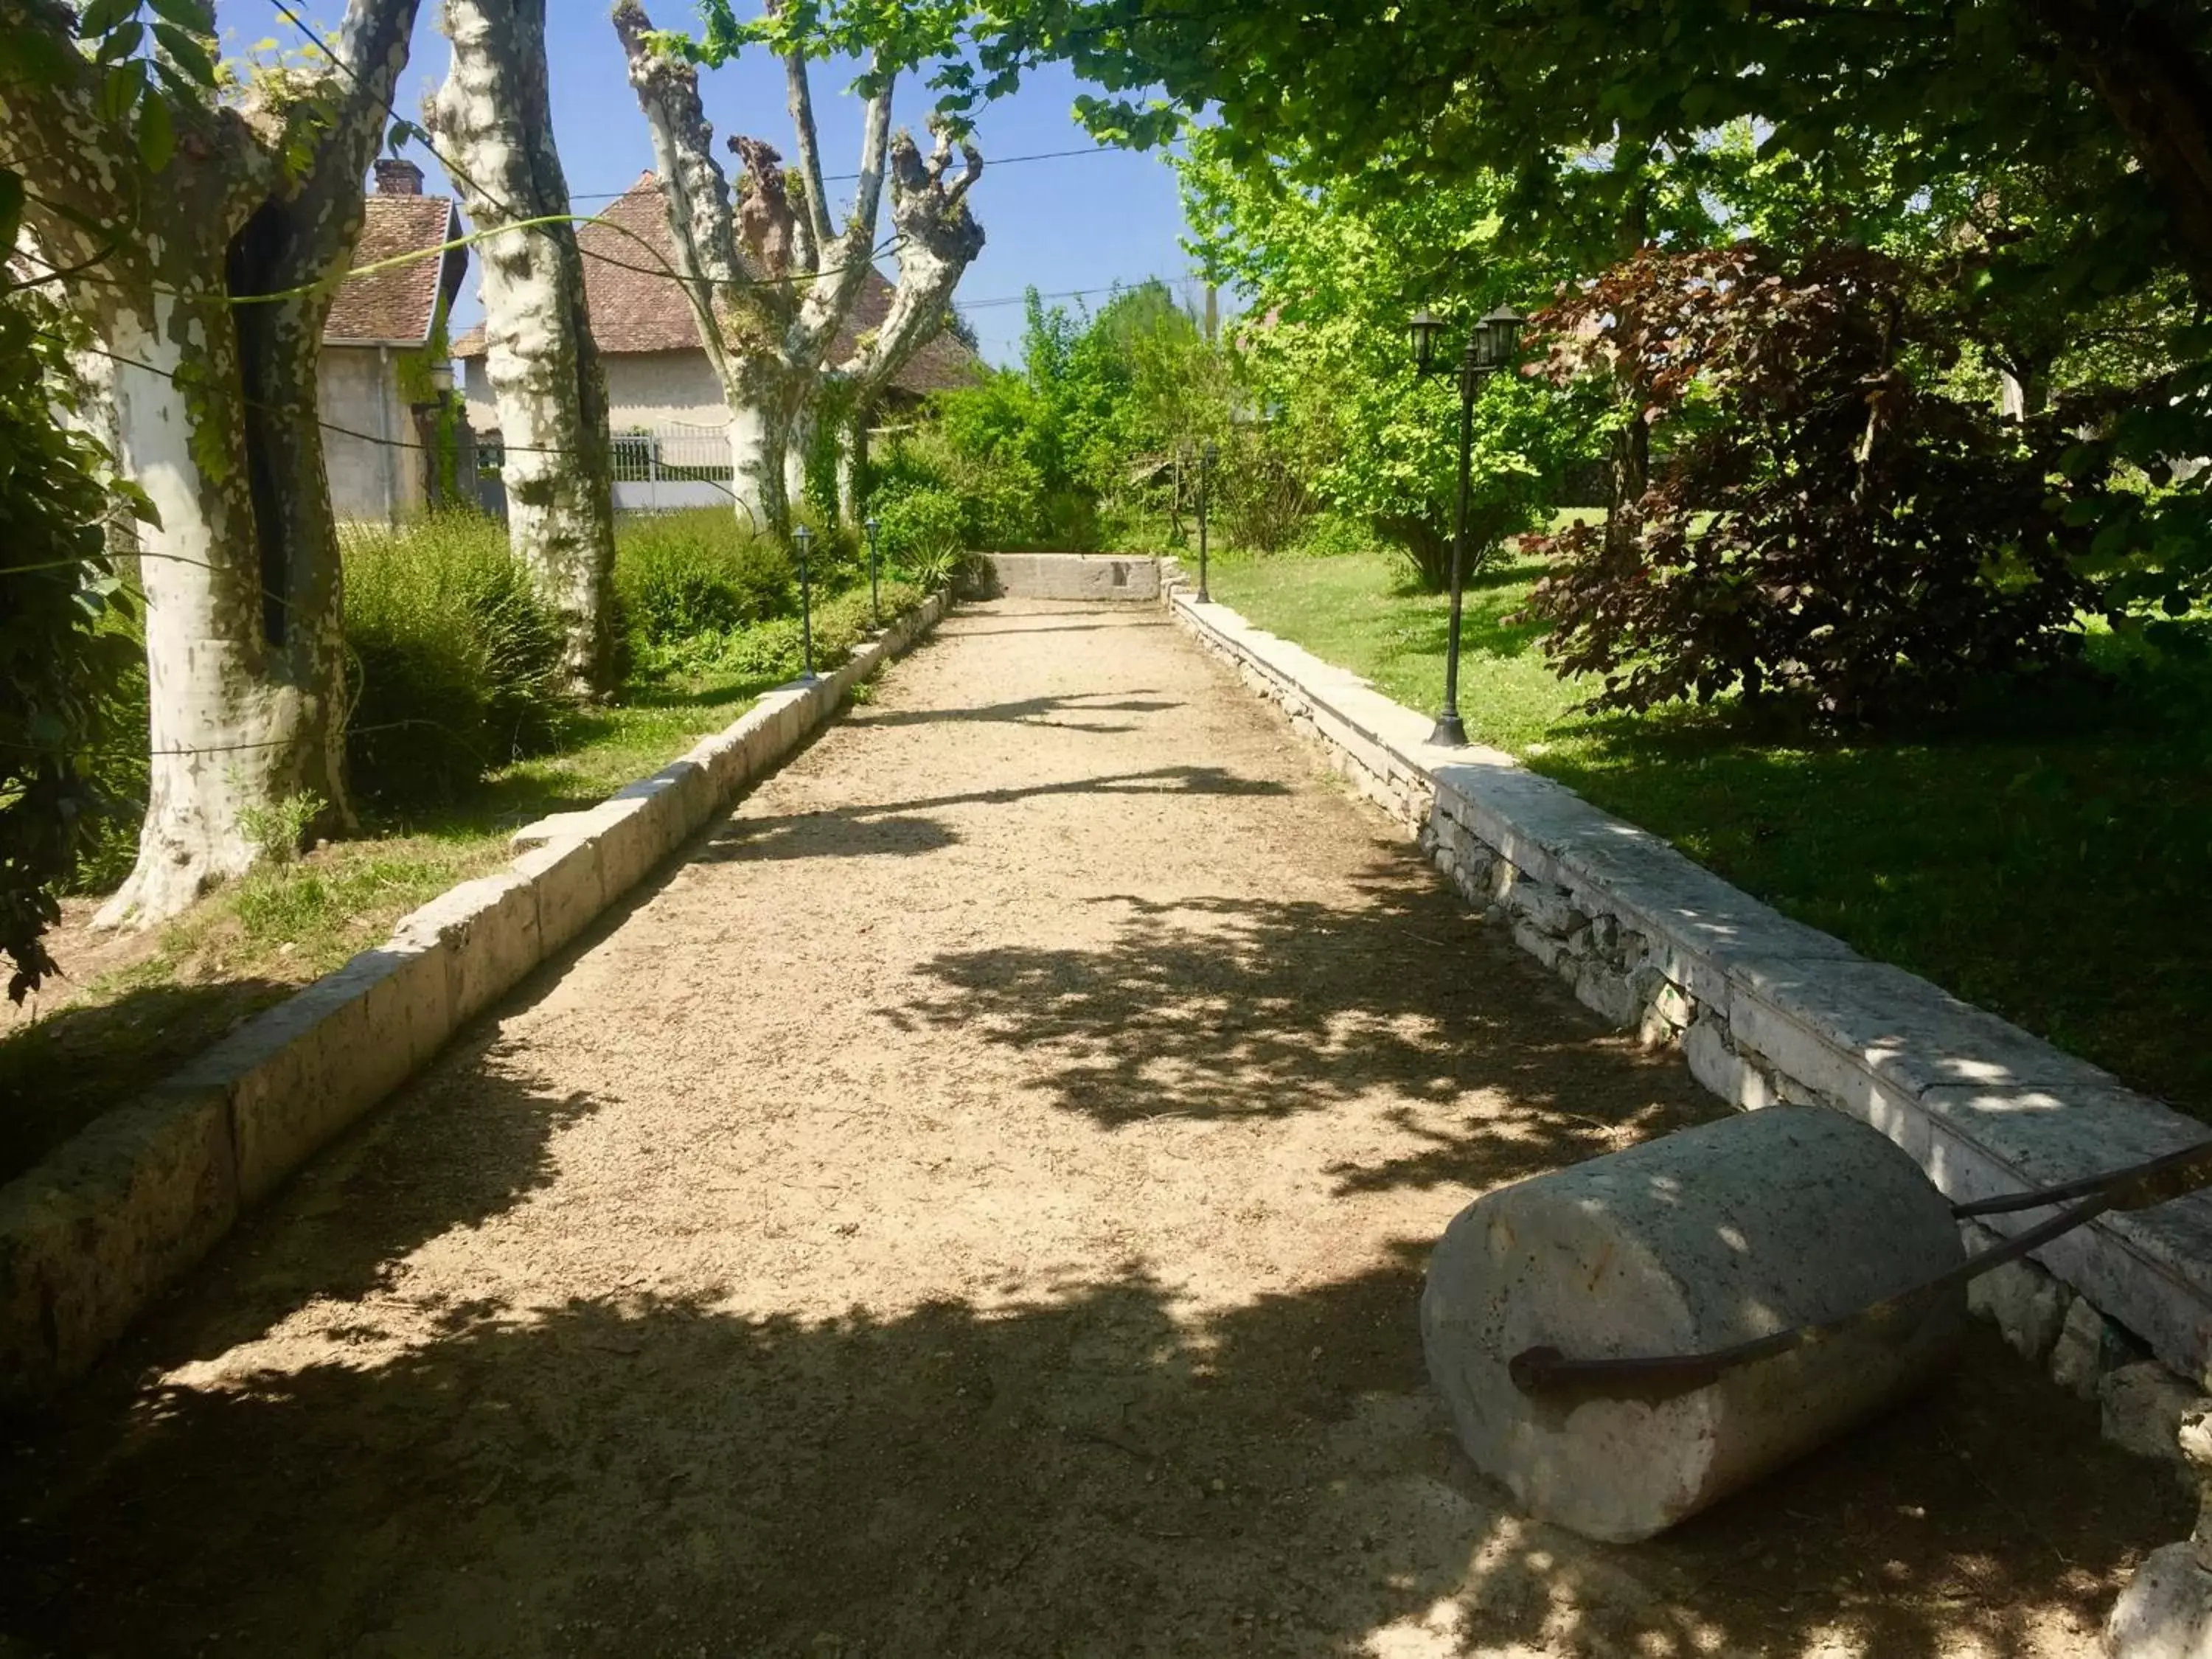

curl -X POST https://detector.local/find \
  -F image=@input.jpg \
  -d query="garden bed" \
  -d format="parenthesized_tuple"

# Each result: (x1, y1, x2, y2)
(1205, 544, 2212, 1124)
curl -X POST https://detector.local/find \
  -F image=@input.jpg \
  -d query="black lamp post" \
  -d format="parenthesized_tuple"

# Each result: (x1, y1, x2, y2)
(1408, 303, 1525, 747)
(864, 515, 882, 625)
(793, 524, 817, 679)
(1196, 439, 1218, 602)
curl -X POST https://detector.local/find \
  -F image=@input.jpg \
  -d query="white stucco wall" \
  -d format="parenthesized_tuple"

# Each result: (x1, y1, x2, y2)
(603, 350, 728, 431)
(321, 346, 426, 523)
(462, 348, 728, 442)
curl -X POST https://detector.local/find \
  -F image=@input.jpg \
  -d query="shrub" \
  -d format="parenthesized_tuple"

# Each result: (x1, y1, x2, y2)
(0, 297, 145, 995)
(870, 486, 968, 579)
(341, 515, 568, 803)
(713, 579, 925, 684)
(1521, 244, 2097, 723)
(613, 509, 793, 650)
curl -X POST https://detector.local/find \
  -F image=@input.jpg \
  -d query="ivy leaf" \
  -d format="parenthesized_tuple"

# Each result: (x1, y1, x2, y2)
(151, 21, 215, 88)
(388, 117, 416, 151)
(145, 0, 214, 27)
(138, 90, 175, 173)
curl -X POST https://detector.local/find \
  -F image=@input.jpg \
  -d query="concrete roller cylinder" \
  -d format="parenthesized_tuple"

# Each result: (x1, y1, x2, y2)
(1422, 1103, 1966, 1543)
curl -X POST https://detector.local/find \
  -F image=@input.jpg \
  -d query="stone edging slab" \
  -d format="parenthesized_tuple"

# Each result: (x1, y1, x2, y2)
(1161, 574, 2212, 1400)
(0, 591, 950, 1405)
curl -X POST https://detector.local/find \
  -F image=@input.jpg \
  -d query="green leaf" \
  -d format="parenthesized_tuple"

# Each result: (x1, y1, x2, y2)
(94, 19, 144, 61)
(388, 118, 414, 151)
(151, 21, 215, 88)
(138, 91, 175, 173)
(76, 0, 136, 38)
(97, 57, 147, 123)
(145, 0, 213, 27)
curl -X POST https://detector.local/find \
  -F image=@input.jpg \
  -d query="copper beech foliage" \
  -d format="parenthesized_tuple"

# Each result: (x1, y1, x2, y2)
(1519, 245, 2101, 725)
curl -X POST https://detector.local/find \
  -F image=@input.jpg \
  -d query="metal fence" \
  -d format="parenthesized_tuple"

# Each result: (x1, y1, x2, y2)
(472, 421, 736, 517)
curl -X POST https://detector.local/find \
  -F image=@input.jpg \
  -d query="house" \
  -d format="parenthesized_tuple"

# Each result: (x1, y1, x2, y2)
(320, 159, 469, 523)
(454, 175, 984, 510)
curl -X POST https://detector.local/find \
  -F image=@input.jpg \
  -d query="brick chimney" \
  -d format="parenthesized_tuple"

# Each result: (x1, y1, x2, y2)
(374, 158, 424, 196)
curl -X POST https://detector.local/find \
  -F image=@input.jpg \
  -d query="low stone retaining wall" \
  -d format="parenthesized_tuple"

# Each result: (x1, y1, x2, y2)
(0, 592, 950, 1406)
(979, 552, 1161, 602)
(1161, 569, 2212, 1477)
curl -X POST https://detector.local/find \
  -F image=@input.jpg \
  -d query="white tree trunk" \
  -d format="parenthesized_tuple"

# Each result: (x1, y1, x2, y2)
(7, 0, 423, 926)
(836, 414, 866, 524)
(92, 301, 310, 926)
(431, 0, 619, 695)
(784, 405, 815, 515)
(725, 400, 787, 536)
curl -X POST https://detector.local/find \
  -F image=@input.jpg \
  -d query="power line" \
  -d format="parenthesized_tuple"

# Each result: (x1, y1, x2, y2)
(567, 145, 1124, 203)
(46, 329, 752, 515)
(261, 0, 897, 299)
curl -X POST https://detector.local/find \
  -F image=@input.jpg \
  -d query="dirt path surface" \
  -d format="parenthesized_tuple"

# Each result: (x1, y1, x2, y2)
(1, 602, 2183, 1658)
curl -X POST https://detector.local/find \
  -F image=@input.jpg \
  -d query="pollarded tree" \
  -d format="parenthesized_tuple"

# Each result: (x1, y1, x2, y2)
(426, 0, 620, 696)
(2, 0, 423, 925)
(613, 0, 983, 538)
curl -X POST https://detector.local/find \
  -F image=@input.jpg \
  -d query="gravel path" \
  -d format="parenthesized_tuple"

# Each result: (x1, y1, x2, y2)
(1, 600, 2183, 1657)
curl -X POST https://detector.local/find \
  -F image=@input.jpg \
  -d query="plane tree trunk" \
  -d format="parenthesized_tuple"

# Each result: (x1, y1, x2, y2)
(3, 0, 421, 927)
(428, 0, 620, 695)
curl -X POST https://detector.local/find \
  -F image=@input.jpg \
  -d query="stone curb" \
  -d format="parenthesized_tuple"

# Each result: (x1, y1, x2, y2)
(1159, 571, 2212, 1427)
(0, 591, 950, 1405)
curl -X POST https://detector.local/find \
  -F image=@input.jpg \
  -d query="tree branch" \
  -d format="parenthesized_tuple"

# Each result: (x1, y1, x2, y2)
(840, 127, 985, 400)
(780, 48, 835, 263)
(612, 0, 745, 367)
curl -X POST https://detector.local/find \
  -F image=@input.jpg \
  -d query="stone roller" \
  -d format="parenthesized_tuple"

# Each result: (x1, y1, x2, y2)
(1421, 1104, 1969, 1543)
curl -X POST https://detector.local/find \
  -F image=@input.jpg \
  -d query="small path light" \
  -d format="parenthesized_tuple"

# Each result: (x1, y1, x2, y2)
(865, 515, 882, 626)
(1410, 302, 1525, 748)
(793, 524, 817, 680)
(1197, 439, 1218, 603)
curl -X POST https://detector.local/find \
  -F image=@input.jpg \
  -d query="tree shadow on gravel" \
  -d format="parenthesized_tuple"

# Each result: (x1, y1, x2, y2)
(57, 1025, 608, 1390)
(851, 690, 1182, 731)
(698, 767, 1292, 872)
(891, 863, 1710, 1199)
(0, 1256, 2174, 1658)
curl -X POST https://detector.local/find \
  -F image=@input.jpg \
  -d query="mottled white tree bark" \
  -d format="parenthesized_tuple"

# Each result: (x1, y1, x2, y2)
(428, 0, 619, 695)
(613, 1, 984, 537)
(3, 0, 422, 926)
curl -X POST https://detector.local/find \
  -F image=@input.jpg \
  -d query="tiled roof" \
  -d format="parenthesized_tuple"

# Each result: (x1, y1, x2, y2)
(453, 175, 984, 397)
(324, 195, 462, 347)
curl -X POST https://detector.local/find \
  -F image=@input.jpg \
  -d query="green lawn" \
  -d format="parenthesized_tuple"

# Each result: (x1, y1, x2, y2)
(1207, 546, 2212, 1122)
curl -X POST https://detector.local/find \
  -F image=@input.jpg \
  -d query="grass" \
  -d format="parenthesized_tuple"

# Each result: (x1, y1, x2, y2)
(1206, 540, 2212, 1122)
(2, 515, 925, 1187)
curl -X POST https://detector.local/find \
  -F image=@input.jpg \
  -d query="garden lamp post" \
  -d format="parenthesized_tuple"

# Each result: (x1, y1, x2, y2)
(793, 524, 817, 680)
(1197, 439, 1218, 602)
(1408, 303, 1526, 747)
(865, 515, 882, 625)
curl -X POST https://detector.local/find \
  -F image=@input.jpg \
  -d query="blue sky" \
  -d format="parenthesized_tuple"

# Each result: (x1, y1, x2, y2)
(305, 7, 1203, 365)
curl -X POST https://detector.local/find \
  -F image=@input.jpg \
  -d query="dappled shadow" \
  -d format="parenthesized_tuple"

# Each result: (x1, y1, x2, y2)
(851, 689, 1182, 732)
(61, 1023, 607, 1388)
(0, 975, 296, 1187)
(1, 1257, 2174, 1655)
(699, 811, 961, 863)
(690, 767, 1289, 868)
(894, 871, 1708, 1200)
